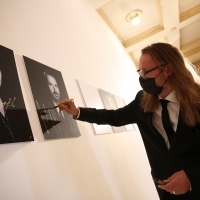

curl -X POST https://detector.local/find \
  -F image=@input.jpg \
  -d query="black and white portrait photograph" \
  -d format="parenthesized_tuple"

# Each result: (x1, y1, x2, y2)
(0, 45, 33, 144)
(99, 89, 125, 133)
(23, 56, 80, 140)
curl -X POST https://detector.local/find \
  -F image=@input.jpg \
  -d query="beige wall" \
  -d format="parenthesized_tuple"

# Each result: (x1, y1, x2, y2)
(0, 0, 159, 199)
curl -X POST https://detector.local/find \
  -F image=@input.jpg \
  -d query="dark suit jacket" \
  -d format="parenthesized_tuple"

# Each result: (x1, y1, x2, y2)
(38, 100, 80, 140)
(0, 108, 33, 144)
(77, 90, 200, 200)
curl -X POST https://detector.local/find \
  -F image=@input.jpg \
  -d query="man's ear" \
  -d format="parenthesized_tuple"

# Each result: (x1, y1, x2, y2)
(165, 64, 173, 75)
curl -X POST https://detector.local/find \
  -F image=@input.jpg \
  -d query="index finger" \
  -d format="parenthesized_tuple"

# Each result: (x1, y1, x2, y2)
(59, 99, 74, 106)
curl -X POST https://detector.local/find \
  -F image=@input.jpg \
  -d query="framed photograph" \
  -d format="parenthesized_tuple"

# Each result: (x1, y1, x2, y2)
(0, 45, 33, 144)
(113, 95, 134, 131)
(99, 89, 125, 133)
(23, 56, 80, 140)
(77, 80, 112, 135)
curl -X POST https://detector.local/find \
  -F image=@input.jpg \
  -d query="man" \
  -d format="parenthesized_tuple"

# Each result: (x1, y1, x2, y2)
(58, 43, 200, 199)
(39, 71, 80, 139)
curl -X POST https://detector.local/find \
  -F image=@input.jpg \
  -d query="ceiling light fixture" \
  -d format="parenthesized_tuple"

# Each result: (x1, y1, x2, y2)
(126, 10, 142, 26)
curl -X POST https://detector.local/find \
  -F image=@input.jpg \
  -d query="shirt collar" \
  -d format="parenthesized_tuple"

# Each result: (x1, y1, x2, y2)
(158, 90, 179, 104)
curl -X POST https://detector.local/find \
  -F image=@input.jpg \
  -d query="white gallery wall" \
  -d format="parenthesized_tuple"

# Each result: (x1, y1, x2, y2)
(0, 0, 159, 200)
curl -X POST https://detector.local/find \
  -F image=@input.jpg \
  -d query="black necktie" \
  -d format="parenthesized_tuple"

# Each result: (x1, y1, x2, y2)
(160, 99, 175, 145)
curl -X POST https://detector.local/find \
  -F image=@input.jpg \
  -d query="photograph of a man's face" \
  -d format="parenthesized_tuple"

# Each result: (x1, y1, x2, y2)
(0, 45, 33, 144)
(23, 56, 81, 140)
(46, 73, 60, 103)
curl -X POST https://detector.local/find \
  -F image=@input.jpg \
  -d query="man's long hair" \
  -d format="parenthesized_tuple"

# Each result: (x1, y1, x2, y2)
(140, 42, 200, 126)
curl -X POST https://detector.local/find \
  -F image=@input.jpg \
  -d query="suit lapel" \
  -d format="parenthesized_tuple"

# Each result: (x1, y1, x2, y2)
(169, 110, 188, 152)
(146, 112, 168, 153)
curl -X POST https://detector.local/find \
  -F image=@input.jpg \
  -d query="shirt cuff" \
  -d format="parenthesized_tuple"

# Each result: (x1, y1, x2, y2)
(73, 107, 80, 119)
(189, 180, 192, 191)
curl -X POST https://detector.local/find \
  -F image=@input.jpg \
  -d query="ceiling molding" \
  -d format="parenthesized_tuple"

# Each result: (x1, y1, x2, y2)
(123, 0, 164, 48)
(123, 25, 164, 48)
(180, 4, 200, 22)
(181, 37, 200, 61)
(181, 37, 200, 51)
(155, 0, 164, 24)
(97, 8, 124, 43)
(96, 0, 164, 49)
(183, 46, 200, 62)
(123, 0, 164, 49)
(193, 59, 200, 68)
(89, 0, 200, 67)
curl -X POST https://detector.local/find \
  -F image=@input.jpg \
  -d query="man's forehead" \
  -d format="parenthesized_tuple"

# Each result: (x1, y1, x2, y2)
(139, 54, 154, 62)
(46, 74, 55, 80)
(139, 54, 157, 69)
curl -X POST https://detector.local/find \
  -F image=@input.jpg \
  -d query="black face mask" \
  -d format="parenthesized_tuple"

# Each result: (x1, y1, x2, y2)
(139, 70, 168, 95)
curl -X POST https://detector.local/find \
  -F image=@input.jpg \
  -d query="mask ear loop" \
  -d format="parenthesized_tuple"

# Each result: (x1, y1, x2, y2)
(154, 66, 169, 87)
(162, 76, 169, 87)
(154, 64, 166, 79)
(154, 69, 163, 79)
(158, 67, 170, 88)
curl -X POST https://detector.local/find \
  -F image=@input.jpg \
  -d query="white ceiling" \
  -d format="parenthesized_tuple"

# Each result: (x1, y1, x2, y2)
(88, 0, 200, 68)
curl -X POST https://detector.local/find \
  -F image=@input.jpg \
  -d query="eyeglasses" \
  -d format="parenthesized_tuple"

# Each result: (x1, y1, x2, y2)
(137, 64, 166, 79)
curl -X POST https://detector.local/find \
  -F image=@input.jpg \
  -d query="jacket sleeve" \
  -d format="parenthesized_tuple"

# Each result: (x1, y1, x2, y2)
(184, 164, 200, 192)
(77, 91, 142, 126)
